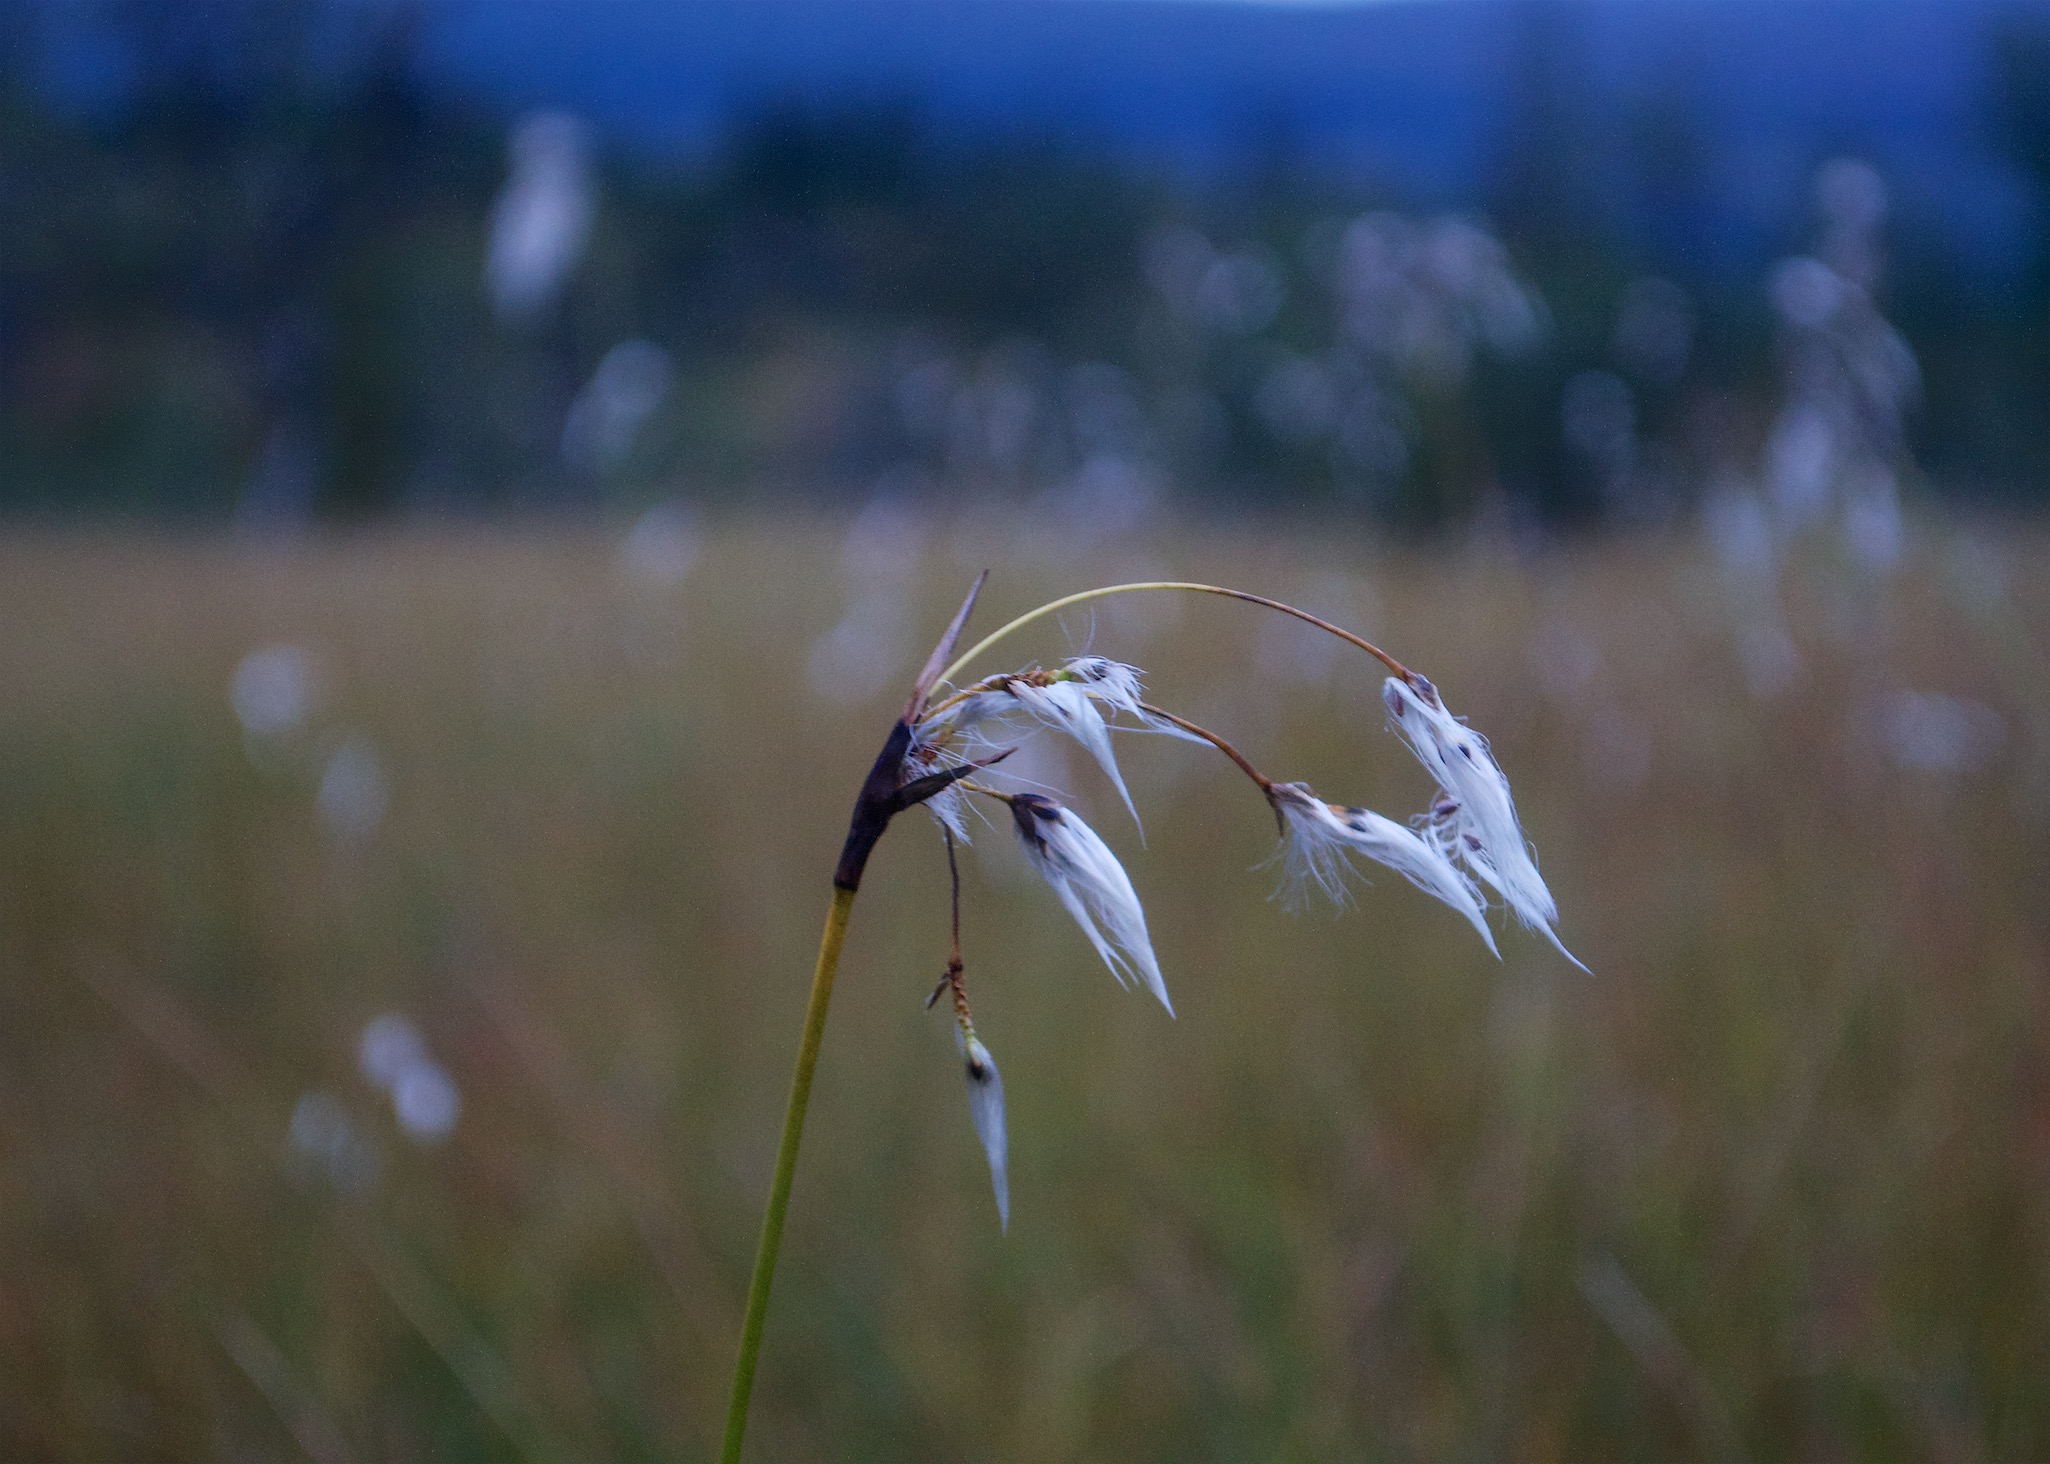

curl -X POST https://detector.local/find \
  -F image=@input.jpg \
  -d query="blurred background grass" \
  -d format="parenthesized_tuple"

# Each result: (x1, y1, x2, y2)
(8, 0, 2050, 1455)
(1, 515, 2044, 1460)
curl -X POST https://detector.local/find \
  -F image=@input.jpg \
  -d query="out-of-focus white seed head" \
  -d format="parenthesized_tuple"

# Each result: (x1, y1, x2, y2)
(358, 1013, 427, 1091)
(955, 1027, 1009, 1231)
(391, 1059, 461, 1144)
(317, 735, 390, 845)
(1270, 782, 1498, 955)
(1009, 794, 1172, 1015)
(232, 644, 319, 738)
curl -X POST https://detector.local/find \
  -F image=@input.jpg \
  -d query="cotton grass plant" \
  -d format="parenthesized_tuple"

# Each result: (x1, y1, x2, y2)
(721, 575, 1581, 1460)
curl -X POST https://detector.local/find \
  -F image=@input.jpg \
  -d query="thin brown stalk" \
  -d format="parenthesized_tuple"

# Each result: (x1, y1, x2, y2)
(1135, 701, 1276, 796)
(934, 581, 1421, 704)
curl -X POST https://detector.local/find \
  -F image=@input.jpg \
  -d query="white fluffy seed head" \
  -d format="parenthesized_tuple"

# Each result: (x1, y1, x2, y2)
(900, 730, 974, 843)
(923, 660, 1151, 831)
(1383, 678, 1530, 885)
(1270, 783, 1360, 910)
(1058, 656, 1146, 718)
(1017, 678, 1142, 830)
(1010, 794, 1173, 1016)
(955, 1027, 1009, 1231)
(1270, 782, 1498, 955)
(1385, 677, 1584, 969)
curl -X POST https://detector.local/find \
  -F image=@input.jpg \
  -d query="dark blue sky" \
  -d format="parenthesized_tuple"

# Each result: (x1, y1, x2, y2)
(406, 0, 2038, 272)
(23, 0, 2044, 273)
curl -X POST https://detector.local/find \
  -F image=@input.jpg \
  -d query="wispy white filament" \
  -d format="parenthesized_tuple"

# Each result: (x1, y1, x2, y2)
(1010, 795, 1172, 1015)
(485, 112, 593, 321)
(1382, 677, 1586, 970)
(957, 1029, 1009, 1231)
(1270, 783, 1498, 955)
(1060, 656, 1146, 718)
(931, 658, 1149, 830)
(1018, 679, 1141, 828)
(902, 727, 975, 843)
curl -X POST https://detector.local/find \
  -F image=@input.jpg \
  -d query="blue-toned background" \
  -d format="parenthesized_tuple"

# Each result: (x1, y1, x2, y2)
(4, 4, 2049, 1459)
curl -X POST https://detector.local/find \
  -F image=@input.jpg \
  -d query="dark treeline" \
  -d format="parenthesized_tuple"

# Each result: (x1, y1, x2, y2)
(1, 0, 2045, 528)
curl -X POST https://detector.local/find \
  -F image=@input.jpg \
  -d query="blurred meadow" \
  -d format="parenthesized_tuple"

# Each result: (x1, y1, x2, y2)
(2, 512, 2047, 1461)
(8, 0, 2050, 1458)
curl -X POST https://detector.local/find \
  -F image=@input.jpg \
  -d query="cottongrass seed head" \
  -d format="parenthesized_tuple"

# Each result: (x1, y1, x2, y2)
(1269, 781, 1499, 956)
(1008, 792, 1173, 1017)
(926, 656, 1151, 831)
(1382, 675, 1587, 970)
(864, 577, 1585, 1234)
(956, 1027, 1009, 1231)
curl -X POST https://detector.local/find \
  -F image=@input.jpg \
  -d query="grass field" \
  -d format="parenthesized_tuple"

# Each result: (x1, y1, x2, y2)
(1, 513, 2045, 1461)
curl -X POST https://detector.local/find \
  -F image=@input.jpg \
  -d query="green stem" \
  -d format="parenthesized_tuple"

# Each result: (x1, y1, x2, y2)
(935, 581, 1416, 694)
(721, 883, 858, 1463)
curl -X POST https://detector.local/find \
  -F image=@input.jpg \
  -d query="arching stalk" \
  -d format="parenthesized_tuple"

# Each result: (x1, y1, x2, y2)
(935, 581, 1419, 698)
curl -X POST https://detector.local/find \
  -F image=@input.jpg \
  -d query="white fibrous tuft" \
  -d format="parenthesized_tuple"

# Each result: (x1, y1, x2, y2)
(956, 1028, 1010, 1231)
(1270, 783, 1498, 955)
(926, 686, 1012, 741)
(1270, 783, 1359, 910)
(902, 730, 973, 842)
(924, 660, 1151, 831)
(1060, 656, 1146, 719)
(1009, 795, 1173, 1015)
(926, 780, 971, 842)
(1383, 677, 1586, 970)
(1014, 678, 1141, 829)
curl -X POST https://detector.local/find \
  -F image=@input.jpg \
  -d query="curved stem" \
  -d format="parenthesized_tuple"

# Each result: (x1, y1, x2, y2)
(721, 884, 858, 1464)
(1136, 701, 1275, 795)
(934, 582, 1416, 700)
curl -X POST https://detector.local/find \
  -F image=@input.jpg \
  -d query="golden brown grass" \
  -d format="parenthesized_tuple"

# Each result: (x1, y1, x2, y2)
(0, 516, 2045, 1460)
